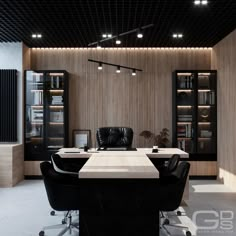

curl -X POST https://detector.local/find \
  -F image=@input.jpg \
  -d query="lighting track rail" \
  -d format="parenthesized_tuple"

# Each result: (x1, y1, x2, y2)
(88, 59, 142, 75)
(88, 24, 154, 47)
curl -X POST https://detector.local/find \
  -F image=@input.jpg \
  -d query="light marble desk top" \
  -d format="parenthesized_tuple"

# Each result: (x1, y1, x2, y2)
(57, 148, 188, 179)
(79, 154, 159, 179)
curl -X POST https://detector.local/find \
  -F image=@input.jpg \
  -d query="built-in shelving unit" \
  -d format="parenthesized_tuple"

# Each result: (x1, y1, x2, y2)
(173, 70, 217, 178)
(24, 70, 68, 161)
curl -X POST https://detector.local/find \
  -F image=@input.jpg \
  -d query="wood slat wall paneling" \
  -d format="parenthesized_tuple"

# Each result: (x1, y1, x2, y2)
(212, 29, 236, 189)
(0, 69, 17, 142)
(31, 48, 211, 148)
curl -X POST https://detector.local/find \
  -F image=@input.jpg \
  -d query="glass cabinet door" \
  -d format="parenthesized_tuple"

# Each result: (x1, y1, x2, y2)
(25, 71, 44, 154)
(176, 72, 195, 153)
(197, 72, 217, 153)
(45, 72, 65, 151)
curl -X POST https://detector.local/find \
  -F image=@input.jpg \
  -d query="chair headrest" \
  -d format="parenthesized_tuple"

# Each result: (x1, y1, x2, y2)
(96, 127, 133, 148)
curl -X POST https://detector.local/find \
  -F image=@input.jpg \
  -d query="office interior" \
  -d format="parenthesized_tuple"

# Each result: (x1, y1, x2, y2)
(0, 1, 236, 236)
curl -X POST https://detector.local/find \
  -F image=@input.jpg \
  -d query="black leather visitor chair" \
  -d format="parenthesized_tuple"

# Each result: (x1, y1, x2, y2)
(39, 162, 80, 236)
(158, 154, 180, 178)
(157, 162, 191, 236)
(51, 153, 83, 175)
(96, 127, 133, 149)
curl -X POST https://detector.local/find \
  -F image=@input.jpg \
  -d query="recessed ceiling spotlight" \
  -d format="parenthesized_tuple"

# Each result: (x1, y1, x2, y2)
(32, 34, 42, 38)
(201, 0, 208, 5)
(173, 33, 183, 39)
(194, 0, 208, 5)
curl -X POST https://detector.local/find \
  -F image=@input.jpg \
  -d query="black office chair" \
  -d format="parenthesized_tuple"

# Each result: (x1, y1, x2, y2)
(96, 127, 133, 149)
(157, 154, 180, 177)
(157, 162, 191, 236)
(51, 153, 81, 175)
(39, 161, 80, 236)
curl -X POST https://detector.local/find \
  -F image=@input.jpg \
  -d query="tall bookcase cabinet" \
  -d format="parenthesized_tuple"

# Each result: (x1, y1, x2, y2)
(24, 70, 68, 161)
(172, 70, 217, 178)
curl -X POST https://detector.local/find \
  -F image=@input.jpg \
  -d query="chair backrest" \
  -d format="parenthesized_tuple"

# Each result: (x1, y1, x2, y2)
(51, 153, 78, 175)
(96, 127, 133, 148)
(158, 161, 190, 212)
(167, 154, 180, 172)
(40, 161, 80, 211)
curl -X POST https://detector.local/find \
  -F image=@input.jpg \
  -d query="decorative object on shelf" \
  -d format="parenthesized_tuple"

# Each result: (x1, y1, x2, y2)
(73, 129, 91, 148)
(88, 24, 154, 47)
(88, 59, 142, 76)
(199, 108, 209, 121)
(139, 128, 170, 148)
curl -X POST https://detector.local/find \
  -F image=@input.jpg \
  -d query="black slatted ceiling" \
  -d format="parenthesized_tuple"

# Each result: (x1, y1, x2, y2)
(0, 0, 236, 47)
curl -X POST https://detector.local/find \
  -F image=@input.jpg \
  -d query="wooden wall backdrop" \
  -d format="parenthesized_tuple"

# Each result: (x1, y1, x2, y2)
(212, 29, 236, 189)
(31, 48, 211, 148)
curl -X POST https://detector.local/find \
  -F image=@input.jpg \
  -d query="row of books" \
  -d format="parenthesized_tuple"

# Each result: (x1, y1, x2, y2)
(50, 76, 61, 89)
(177, 124, 192, 138)
(177, 139, 191, 152)
(178, 114, 192, 122)
(198, 91, 215, 105)
(177, 76, 194, 89)
(51, 95, 63, 105)
(34, 91, 43, 105)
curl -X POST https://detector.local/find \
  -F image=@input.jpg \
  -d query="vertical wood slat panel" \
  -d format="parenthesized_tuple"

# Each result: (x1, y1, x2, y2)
(31, 48, 211, 148)
(0, 69, 17, 142)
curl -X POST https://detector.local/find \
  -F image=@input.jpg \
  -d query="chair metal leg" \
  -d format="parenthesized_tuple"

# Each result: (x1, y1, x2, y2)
(40, 211, 79, 236)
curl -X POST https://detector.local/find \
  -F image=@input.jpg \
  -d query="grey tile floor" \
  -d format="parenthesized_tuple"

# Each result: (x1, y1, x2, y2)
(0, 180, 236, 236)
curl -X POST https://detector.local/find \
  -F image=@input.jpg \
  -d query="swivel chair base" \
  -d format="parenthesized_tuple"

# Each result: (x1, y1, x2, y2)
(160, 212, 191, 236)
(39, 211, 79, 236)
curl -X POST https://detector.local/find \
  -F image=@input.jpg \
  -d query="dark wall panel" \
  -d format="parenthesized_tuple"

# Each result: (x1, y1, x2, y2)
(0, 69, 17, 142)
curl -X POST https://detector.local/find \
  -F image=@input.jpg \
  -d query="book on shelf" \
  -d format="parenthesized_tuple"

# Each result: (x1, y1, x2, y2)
(198, 91, 215, 105)
(178, 115, 192, 122)
(178, 75, 193, 89)
(50, 76, 61, 89)
(51, 95, 63, 105)
(177, 123, 192, 138)
(34, 91, 43, 105)
(50, 111, 63, 122)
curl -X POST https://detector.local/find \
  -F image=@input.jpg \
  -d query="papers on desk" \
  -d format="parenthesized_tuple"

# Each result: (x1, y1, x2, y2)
(59, 148, 80, 153)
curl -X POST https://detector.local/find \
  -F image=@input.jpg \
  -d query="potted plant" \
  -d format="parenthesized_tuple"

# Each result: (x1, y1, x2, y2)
(139, 128, 170, 148)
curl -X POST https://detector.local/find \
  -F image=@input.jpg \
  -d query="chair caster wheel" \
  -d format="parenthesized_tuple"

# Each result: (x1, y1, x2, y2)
(62, 219, 66, 224)
(177, 210, 182, 216)
(39, 231, 45, 236)
(50, 210, 55, 216)
(186, 231, 191, 236)
(163, 219, 170, 225)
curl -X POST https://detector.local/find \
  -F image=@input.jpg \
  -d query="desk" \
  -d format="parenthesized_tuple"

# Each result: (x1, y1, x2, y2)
(57, 148, 188, 236)
(58, 147, 189, 159)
